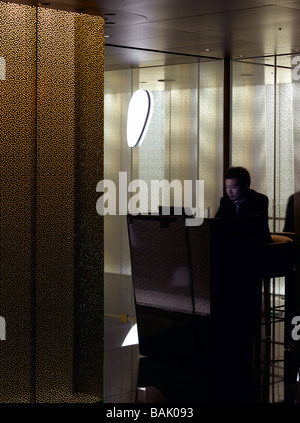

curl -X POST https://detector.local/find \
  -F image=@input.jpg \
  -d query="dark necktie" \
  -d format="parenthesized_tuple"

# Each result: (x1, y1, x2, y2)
(235, 200, 241, 216)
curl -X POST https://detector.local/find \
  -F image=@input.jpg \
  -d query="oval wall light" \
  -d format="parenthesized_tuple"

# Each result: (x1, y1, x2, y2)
(127, 89, 154, 147)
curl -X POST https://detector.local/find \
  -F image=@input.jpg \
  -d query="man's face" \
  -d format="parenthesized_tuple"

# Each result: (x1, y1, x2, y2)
(225, 178, 248, 201)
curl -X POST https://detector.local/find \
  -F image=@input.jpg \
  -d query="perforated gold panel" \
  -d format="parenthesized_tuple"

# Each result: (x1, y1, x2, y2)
(0, 2, 104, 403)
(0, 2, 36, 403)
(73, 13, 104, 399)
(36, 7, 76, 403)
(36, 9, 104, 403)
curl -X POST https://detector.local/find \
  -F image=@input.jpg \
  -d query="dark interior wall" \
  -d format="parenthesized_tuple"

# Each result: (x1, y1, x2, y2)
(0, 3, 104, 403)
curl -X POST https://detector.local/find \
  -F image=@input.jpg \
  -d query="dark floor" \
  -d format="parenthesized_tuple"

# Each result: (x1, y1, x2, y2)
(104, 273, 300, 404)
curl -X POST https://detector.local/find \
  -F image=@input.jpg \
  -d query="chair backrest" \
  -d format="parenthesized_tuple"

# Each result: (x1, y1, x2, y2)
(127, 214, 263, 319)
(127, 213, 202, 360)
(127, 214, 263, 363)
(127, 214, 194, 315)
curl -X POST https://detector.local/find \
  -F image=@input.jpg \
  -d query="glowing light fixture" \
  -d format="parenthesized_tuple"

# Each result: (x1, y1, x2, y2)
(127, 89, 154, 147)
(122, 323, 139, 347)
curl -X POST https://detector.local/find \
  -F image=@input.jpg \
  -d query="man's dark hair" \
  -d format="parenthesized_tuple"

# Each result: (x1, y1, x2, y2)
(225, 166, 251, 186)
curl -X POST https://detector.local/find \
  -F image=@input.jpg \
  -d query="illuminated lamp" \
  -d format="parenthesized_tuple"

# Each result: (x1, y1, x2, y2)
(127, 89, 154, 147)
(122, 323, 139, 347)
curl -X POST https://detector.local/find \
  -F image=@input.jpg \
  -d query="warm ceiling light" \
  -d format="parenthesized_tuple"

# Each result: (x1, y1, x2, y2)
(127, 90, 154, 148)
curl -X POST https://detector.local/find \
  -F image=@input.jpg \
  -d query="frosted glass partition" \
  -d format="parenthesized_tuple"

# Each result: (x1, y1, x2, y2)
(104, 69, 132, 275)
(232, 56, 300, 233)
(275, 62, 295, 232)
(104, 60, 224, 275)
(132, 63, 199, 211)
(232, 60, 273, 202)
(232, 55, 300, 302)
(199, 60, 224, 217)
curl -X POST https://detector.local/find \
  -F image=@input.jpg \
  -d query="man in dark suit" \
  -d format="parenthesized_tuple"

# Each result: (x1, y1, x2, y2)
(215, 166, 269, 224)
(284, 191, 300, 233)
(215, 166, 272, 246)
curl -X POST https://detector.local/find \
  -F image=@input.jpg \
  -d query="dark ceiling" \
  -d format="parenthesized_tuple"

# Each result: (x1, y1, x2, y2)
(11, 0, 300, 70)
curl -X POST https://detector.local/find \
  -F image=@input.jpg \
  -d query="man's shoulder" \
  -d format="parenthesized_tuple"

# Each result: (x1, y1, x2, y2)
(219, 195, 232, 205)
(290, 191, 300, 202)
(248, 189, 268, 202)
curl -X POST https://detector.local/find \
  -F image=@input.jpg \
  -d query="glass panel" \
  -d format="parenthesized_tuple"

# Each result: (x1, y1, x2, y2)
(104, 69, 132, 275)
(103, 60, 224, 358)
(199, 60, 224, 217)
(232, 55, 299, 313)
(232, 58, 275, 231)
(233, 55, 299, 232)
(104, 60, 224, 274)
(134, 63, 199, 210)
(275, 60, 295, 232)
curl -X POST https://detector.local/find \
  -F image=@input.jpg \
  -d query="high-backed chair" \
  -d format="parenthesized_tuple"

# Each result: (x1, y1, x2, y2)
(127, 214, 201, 363)
(127, 214, 263, 402)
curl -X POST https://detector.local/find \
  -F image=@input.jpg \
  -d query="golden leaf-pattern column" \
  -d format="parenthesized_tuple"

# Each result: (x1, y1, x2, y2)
(0, 2, 104, 403)
(73, 13, 104, 399)
(0, 2, 36, 403)
(35, 7, 76, 403)
(35, 8, 104, 403)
